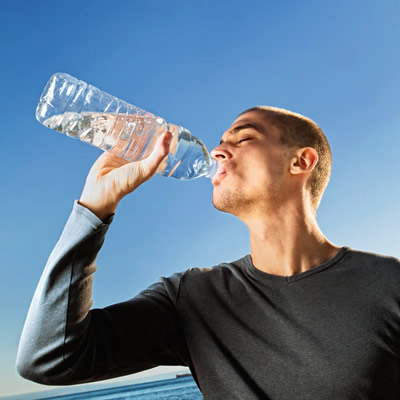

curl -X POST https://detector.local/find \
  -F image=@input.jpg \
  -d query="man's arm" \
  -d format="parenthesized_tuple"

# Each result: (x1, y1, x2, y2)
(16, 200, 189, 385)
(16, 131, 192, 384)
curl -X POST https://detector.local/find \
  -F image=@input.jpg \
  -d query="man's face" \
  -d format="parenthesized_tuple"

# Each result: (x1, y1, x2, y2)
(211, 110, 292, 218)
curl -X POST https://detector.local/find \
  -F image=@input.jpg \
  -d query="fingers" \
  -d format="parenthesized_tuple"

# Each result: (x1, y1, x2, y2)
(115, 131, 172, 193)
(80, 131, 173, 217)
(146, 131, 172, 168)
(136, 131, 172, 179)
(99, 131, 171, 172)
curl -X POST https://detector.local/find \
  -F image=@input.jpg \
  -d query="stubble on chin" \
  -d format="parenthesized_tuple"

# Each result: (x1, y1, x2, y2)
(212, 185, 255, 216)
(212, 179, 283, 218)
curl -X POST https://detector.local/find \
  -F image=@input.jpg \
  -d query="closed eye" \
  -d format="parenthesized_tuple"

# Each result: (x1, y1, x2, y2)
(238, 138, 251, 143)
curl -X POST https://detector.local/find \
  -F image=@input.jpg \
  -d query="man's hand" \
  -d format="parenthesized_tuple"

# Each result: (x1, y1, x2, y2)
(78, 131, 172, 221)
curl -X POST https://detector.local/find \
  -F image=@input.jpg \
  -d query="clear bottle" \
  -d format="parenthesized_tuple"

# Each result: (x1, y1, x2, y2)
(36, 73, 218, 180)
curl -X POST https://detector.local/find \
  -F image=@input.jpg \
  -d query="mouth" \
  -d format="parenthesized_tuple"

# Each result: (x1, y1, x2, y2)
(211, 164, 227, 184)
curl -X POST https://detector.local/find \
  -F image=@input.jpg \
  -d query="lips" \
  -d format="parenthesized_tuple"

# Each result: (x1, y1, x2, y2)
(211, 163, 228, 183)
(217, 164, 227, 175)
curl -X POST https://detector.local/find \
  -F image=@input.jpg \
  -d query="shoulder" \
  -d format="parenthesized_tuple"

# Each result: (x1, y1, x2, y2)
(174, 256, 251, 299)
(342, 247, 400, 282)
(181, 255, 249, 281)
(344, 248, 400, 267)
(141, 256, 248, 304)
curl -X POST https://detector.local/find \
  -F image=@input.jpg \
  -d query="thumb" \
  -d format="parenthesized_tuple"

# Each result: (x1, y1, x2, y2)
(139, 131, 172, 177)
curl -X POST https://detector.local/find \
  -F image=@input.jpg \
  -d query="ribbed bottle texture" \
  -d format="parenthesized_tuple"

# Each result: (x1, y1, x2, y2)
(36, 73, 217, 180)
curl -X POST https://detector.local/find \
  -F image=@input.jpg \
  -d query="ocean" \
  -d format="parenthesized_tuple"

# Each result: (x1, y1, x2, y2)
(36, 376, 203, 400)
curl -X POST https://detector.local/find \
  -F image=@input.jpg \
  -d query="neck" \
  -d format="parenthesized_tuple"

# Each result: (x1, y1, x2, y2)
(244, 203, 340, 277)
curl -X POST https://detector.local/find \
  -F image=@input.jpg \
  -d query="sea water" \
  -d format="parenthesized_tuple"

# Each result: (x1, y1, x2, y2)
(28, 376, 203, 400)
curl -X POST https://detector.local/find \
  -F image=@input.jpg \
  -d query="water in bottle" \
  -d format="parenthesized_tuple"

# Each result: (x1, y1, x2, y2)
(36, 73, 218, 180)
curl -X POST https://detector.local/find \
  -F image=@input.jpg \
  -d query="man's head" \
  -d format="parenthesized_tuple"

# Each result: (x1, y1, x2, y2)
(211, 106, 332, 217)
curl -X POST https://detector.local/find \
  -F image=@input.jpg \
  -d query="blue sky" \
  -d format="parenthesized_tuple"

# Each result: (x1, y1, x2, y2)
(1, 0, 399, 397)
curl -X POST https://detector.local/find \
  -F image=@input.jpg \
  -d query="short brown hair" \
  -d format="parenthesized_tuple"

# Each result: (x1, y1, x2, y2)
(239, 106, 332, 211)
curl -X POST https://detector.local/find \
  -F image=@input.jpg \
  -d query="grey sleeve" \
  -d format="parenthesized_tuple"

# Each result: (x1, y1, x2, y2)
(16, 201, 189, 385)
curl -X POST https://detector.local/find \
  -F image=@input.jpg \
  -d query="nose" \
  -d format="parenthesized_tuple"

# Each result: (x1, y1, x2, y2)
(211, 144, 231, 162)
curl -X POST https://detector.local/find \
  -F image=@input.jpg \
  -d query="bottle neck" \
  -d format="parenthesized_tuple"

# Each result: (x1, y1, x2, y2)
(205, 158, 218, 179)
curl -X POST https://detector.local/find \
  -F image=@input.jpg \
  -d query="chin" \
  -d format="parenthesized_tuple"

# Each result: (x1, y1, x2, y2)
(212, 192, 227, 213)
(212, 189, 240, 215)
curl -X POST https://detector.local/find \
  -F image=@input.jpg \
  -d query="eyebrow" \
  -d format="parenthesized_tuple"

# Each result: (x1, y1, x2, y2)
(219, 123, 263, 145)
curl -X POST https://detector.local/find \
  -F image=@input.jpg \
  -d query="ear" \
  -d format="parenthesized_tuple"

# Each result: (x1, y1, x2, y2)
(289, 147, 318, 176)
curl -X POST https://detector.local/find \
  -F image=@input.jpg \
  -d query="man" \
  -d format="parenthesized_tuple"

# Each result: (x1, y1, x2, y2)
(17, 107, 400, 399)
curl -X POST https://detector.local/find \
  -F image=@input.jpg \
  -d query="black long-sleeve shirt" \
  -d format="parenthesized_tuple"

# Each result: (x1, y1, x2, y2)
(17, 201, 400, 399)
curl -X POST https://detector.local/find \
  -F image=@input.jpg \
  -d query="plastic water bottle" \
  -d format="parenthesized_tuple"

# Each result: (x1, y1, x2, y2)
(36, 73, 218, 180)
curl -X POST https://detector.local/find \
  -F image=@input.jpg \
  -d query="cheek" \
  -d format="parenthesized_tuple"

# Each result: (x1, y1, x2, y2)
(241, 162, 270, 186)
(243, 158, 284, 187)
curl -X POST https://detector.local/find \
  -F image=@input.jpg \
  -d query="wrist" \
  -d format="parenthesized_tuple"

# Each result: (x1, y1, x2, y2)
(77, 200, 117, 222)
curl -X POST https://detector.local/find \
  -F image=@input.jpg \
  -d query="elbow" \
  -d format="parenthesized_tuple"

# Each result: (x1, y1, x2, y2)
(16, 363, 35, 383)
(16, 345, 68, 385)
(15, 351, 41, 384)
(16, 359, 69, 386)
(15, 348, 48, 385)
